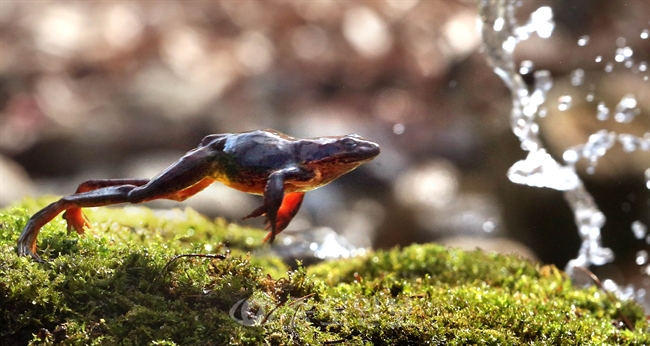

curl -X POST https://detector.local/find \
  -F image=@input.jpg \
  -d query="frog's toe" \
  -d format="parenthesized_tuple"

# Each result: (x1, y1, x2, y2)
(17, 238, 45, 263)
(62, 208, 92, 235)
(242, 205, 266, 220)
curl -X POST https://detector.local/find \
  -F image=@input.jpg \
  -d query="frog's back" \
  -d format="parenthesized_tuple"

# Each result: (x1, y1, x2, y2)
(224, 130, 296, 169)
(208, 130, 297, 193)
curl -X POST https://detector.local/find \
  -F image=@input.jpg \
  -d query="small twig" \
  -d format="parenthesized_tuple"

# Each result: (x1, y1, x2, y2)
(288, 293, 316, 307)
(290, 302, 302, 328)
(574, 266, 634, 331)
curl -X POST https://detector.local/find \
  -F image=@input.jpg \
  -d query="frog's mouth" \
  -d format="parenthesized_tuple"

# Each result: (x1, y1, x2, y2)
(338, 142, 380, 163)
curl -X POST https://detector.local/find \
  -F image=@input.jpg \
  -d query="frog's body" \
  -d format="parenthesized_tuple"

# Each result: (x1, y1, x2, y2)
(17, 129, 380, 262)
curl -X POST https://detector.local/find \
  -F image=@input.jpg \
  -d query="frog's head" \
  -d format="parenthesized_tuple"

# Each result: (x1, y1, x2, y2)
(304, 134, 379, 164)
(298, 134, 380, 187)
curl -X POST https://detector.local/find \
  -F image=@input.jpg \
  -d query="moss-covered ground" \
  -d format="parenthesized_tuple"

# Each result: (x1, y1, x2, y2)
(1, 199, 648, 345)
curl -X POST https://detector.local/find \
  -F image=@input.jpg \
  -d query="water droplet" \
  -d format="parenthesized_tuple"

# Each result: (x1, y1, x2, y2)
(618, 134, 638, 152)
(558, 95, 572, 111)
(534, 70, 553, 93)
(507, 149, 579, 191)
(632, 220, 648, 239)
(616, 37, 627, 47)
(519, 60, 534, 74)
(568, 130, 616, 172)
(585, 93, 595, 102)
(482, 220, 496, 233)
(502, 36, 517, 53)
(639, 61, 647, 72)
(393, 123, 405, 135)
(595, 55, 602, 63)
(641, 29, 649, 39)
(493, 17, 505, 32)
(640, 134, 650, 151)
(570, 68, 584, 86)
(588, 130, 616, 157)
(590, 247, 614, 266)
(614, 94, 639, 123)
(530, 6, 554, 39)
(563, 149, 578, 164)
(577, 35, 589, 46)
(603, 279, 618, 292)
(615, 46, 633, 63)
(636, 250, 649, 266)
(596, 102, 609, 121)
(604, 62, 613, 72)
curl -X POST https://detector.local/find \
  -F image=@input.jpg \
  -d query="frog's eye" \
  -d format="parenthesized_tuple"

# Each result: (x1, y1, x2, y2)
(342, 138, 358, 150)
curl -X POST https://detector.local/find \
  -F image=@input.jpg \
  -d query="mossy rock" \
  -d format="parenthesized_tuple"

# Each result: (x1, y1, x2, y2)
(1, 199, 648, 345)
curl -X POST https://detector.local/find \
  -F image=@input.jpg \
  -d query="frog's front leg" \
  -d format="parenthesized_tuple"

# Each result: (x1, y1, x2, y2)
(243, 167, 312, 243)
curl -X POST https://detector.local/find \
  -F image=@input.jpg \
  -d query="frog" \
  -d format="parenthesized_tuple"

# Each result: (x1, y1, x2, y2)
(17, 129, 380, 262)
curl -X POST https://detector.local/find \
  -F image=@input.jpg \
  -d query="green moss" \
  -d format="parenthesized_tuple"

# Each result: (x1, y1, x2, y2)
(1, 199, 648, 345)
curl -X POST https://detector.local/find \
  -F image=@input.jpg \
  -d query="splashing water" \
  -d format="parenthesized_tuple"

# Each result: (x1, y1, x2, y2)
(563, 130, 617, 174)
(479, 0, 649, 311)
(477, 0, 615, 275)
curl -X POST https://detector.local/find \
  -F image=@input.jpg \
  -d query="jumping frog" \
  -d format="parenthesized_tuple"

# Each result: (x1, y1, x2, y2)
(18, 129, 380, 262)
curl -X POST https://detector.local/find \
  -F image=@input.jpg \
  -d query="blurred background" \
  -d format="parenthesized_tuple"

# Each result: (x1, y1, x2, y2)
(0, 0, 648, 288)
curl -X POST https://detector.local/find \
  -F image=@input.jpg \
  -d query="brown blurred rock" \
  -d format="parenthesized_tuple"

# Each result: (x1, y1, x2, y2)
(0, 155, 35, 207)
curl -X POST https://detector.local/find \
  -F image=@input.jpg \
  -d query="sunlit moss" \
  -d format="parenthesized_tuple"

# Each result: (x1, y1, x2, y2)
(1, 199, 648, 345)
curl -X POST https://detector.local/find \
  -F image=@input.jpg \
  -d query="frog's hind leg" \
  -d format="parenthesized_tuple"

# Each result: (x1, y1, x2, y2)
(18, 184, 153, 261)
(164, 177, 214, 202)
(63, 179, 151, 235)
(18, 157, 217, 261)
(61, 175, 215, 234)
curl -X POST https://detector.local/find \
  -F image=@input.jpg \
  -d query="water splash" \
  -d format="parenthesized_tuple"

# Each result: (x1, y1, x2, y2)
(618, 133, 650, 153)
(508, 149, 579, 190)
(563, 130, 617, 174)
(477, 0, 614, 275)
(479, 0, 650, 313)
